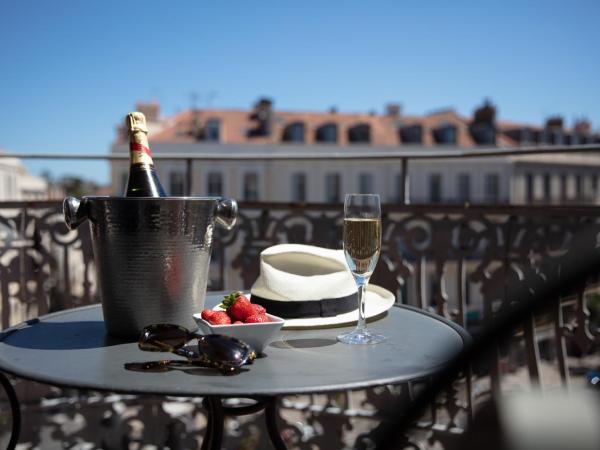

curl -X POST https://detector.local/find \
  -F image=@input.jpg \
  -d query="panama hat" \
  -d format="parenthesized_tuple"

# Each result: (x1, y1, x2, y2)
(249, 244, 395, 329)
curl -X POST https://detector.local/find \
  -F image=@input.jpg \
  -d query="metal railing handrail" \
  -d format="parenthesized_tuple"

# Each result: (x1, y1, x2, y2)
(0, 143, 599, 161)
(2, 144, 599, 204)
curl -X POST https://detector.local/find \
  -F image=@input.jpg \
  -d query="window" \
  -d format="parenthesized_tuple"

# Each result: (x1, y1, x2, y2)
(484, 173, 500, 203)
(429, 174, 442, 203)
(4, 174, 12, 199)
(560, 174, 568, 202)
(315, 123, 338, 143)
(348, 124, 371, 143)
(433, 123, 457, 145)
(543, 173, 551, 200)
(549, 131, 564, 145)
(469, 123, 495, 145)
(204, 119, 220, 142)
(207, 172, 223, 196)
(325, 173, 341, 203)
(400, 125, 423, 144)
(243, 173, 259, 201)
(520, 128, 533, 145)
(291, 173, 307, 202)
(457, 174, 470, 203)
(282, 122, 305, 143)
(526, 173, 534, 203)
(575, 174, 582, 200)
(170, 172, 185, 196)
(359, 173, 374, 194)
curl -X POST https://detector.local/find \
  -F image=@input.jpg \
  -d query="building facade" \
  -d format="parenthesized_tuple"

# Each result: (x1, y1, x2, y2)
(0, 152, 52, 201)
(110, 100, 600, 205)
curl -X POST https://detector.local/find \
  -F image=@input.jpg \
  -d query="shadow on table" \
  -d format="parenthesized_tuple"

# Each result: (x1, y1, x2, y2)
(270, 338, 337, 349)
(0, 321, 134, 350)
(124, 359, 250, 376)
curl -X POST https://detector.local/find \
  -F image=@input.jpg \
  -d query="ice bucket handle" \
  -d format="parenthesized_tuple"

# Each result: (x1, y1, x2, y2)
(63, 197, 89, 230)
(215, 198, 238, 230)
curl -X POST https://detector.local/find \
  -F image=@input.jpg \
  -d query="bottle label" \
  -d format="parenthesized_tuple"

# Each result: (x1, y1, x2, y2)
(130, 137, 154, 165)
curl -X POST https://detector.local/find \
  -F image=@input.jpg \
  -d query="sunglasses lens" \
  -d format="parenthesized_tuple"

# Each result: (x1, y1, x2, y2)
(198, 334, 251, 367)
(139, 324, 189, 352)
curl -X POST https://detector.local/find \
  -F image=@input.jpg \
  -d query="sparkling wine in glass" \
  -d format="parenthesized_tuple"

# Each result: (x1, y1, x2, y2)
(337, 194, 386, 345)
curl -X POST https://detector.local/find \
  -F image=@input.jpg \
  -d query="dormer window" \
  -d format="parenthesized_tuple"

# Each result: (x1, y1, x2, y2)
(520, 128, 533, 145)
(433, 123, 457, 145)
(548, 130, 564, 145)
(348, 123, 371, 143)
(315, 123, 338, 143)
(469, 124, 496, 145)
(282, 122, 305, 143)
(399, 124, 423, 144)
(204, 118, 221, 142)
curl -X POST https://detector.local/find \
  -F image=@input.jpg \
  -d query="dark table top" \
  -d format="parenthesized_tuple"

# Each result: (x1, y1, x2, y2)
(0, 293, 470, 397)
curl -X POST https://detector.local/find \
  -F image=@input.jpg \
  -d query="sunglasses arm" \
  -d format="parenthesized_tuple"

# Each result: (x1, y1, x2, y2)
(173, 346, 198, 360)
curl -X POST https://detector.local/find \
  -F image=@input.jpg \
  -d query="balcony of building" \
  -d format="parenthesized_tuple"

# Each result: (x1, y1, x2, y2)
(0, 145, 599, 449)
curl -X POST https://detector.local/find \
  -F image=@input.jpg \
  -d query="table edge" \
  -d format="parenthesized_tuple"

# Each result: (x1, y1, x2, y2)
(0, 302, 472, 396)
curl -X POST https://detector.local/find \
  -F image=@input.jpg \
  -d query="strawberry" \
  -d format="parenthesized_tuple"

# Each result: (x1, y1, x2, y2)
(201, 309, 215, 321)
(208, 311, 232, 325)
(233, 320, 243, 325)
(250, 304, 266, 315)
(220, 291, 255, 321)
(245, 314, 270, 324)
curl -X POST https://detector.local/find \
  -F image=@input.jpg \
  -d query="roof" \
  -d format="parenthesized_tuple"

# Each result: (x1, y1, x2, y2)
(113, 102, 597, 148)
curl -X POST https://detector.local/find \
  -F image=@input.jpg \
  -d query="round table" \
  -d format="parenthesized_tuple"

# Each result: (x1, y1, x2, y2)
(0, 293, 470, 449)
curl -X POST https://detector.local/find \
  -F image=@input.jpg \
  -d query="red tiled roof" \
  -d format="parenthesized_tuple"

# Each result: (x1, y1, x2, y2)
(115, 102, 591, 148)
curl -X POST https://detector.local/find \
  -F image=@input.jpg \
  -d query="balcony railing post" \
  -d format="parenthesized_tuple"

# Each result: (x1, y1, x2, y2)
(186, 158, 193, 196)
(400, 158, 410, 205)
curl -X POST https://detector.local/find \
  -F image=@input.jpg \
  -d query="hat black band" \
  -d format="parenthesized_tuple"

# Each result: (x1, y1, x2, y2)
(250, 292, 357, 319)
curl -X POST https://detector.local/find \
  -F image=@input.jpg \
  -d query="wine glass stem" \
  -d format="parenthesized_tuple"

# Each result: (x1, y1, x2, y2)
(356, 277, 368, 331)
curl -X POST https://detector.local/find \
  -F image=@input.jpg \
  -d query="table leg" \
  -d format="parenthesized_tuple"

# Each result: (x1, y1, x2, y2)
(201, 396, 224, 450)
(0, 372, 20, 450)
(202, 396, 287, 450)
(265, 396, 287, 450)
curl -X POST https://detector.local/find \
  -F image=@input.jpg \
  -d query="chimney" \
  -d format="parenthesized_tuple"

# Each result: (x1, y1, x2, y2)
(385, 103, 401, 118)
(472, 99, 496, 125)
(545, 116, 564, 130)
(470, 99, 497, 145)
(574, 119, 591, 135)
(248, 97, 273, 137)
(135, 101, 160, 122)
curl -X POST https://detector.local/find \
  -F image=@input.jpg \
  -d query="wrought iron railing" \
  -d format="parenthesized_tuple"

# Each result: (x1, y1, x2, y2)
(1, 199, 599, 448)
(1, 142, 599, 448)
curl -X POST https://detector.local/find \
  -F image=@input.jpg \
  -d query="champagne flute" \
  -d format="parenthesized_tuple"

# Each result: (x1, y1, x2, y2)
(337, 194, 386, 345)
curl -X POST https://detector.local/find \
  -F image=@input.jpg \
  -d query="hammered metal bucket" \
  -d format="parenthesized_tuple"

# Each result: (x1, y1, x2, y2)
(63, 196, 237, 337)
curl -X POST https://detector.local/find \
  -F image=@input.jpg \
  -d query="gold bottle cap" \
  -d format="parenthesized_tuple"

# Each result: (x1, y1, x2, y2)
(126, 112, 149, 134)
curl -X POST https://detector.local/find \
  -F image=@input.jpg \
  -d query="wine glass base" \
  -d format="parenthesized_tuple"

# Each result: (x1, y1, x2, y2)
(337, 329, 386, 345)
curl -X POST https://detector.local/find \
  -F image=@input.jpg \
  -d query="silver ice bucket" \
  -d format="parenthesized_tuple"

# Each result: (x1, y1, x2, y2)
(63, 196, 237, 337)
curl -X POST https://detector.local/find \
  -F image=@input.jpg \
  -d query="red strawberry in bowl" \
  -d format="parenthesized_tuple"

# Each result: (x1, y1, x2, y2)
(208, 311, 232, 325)
(201, 309, 215, 321)
(220, 291, 256, 322)
(245, 314, 270, 324)
(194, 292, 284, 353)
(250, 304, 266, 315)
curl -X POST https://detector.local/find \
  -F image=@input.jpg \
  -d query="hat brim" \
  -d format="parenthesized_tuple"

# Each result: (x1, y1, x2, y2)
(256, 284, 395, 329)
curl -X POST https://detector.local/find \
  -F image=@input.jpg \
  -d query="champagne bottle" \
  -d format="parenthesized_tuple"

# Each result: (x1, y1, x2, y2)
(124, 111, 166, 197)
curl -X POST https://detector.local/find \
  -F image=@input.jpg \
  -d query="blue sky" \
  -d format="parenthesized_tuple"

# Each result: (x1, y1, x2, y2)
(1, 0, 599, 184)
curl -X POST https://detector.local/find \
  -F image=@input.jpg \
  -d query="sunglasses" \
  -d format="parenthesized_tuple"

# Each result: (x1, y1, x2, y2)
(132, 323, 257, 373)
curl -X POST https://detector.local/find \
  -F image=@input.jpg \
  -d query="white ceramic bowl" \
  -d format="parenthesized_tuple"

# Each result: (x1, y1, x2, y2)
(193, 313, 284, 353)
